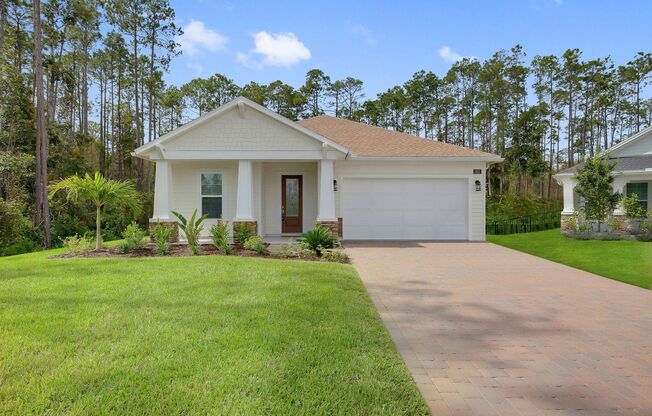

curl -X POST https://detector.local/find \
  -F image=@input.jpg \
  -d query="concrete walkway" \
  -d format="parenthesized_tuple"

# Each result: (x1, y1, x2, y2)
(346, 241, 652, 416)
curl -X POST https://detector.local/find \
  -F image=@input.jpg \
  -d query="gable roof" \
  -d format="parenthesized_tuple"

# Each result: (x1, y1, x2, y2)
(603, 125, 652, 156)
(298, 115, 501, 160)
(557, 155, 652, 175)
(133, 97, 349, 158)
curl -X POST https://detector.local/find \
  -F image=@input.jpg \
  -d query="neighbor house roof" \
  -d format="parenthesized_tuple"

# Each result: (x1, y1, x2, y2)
(298, 115, 501, 160)
(557, 155, 652, 175)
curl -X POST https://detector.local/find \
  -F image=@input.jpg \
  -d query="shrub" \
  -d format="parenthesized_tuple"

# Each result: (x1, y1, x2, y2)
(321, 248, 349, 263)
(299, 224, 337, 256)
(172, 209, 207, 255)
(120, 222, 147, 253)
(152, 223, 174, 255)
(243, 235, 266, 255)
(623, 193, 648, 219)
(62, 234, 94, 252)
(0, 199, 35, 256)
(233, 223, 254, 246)
(210, 221, 232, 254)
(271, 242, 318, 260)
(574, 157, 621, 225)
(606, 216, 627, 233)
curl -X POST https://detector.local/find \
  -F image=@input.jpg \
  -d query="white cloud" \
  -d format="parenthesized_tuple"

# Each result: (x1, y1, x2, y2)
(552, 0, 563, 5)
(438, 46, 476, 63)
(186, 62, 204, 77)
(178, 20, 227, 57)
(351, 24, 376, 45)
(239, 31, 311, 68)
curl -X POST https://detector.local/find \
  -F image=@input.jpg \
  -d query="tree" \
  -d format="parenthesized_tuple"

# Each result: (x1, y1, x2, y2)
(573, 157, 621, 229)
(300, 69, 330, 117)
(326, 79, 344, 117)
(49, 172, 142, 249)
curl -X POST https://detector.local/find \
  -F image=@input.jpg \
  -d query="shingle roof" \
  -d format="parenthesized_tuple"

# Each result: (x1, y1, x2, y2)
(559, 155, 652, 174)
(298, 115, 500, 159)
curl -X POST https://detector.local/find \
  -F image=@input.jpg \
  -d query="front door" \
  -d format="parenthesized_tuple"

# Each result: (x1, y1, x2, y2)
(282, 175, 303, 233)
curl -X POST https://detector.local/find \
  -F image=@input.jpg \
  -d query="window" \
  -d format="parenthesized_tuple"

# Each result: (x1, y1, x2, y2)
(201, 173, 222, 218)
(626, 182, 648, 210)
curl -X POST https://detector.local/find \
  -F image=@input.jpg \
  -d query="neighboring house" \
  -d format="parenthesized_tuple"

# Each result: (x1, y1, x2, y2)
(554, 127, 652, 216)
(133, 97, 502, 241)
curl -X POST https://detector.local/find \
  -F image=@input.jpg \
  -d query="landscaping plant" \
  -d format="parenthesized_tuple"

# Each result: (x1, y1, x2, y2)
(623, 193, 648, 219)
(49, 172, 142, 250)
(172, 209, 207, 255)
(210, 221, 232, 254)
(243, 235, 266, 255)
(120, 222, 146, 253)
(61, 234, 94, 252)
(152, 223, 174, 255)
(573, 157, 621, 231)
(233, 223, 254, 246)
(299, 224, 337, 256)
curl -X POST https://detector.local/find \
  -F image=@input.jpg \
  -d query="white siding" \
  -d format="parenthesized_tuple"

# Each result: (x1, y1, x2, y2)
(334, 160, 488, 241)
(261, 162, 318, 235)
(610, 132, 652, 157)
(165, 107, 323, 152)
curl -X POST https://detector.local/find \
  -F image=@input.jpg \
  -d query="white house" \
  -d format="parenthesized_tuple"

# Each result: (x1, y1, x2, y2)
(554, 127, 652, 216)
(133, 97, 502, 241)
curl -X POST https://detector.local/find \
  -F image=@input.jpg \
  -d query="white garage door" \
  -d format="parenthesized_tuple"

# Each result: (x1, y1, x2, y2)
(342, 178, 469, 240)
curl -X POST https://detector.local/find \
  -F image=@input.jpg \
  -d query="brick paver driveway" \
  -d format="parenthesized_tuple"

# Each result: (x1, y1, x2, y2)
(346, 241, 652, 416)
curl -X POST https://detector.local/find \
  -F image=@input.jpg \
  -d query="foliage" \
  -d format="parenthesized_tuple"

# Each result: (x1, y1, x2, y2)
(486, 193, 562, 221)
(151, 223, 174, 255)
(0, 200, 37, 256)
(233, 223, 254, 246)
(172, 209, 207, 255)
(623, 193, 648, 219)
(49, 172, 142, 250)
(299, 225, 338, 256)
(243, 235, 266, 255)
(606, 216, 627, 233)
(271, 242, 318, 260)
(574, 157, 621, 224)
(321, 248, 349, 263)
(120, 222, 146, 253)
(489, 230, 652, 289)
(210, 221, 232, 254)
(61, 234, 95, 252)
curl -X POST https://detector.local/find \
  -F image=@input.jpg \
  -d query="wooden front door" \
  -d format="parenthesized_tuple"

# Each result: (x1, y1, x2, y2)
(281, 175, 303, 233)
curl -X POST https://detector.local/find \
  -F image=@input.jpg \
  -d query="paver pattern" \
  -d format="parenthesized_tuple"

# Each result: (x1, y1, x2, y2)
(345, 241, 652, 416)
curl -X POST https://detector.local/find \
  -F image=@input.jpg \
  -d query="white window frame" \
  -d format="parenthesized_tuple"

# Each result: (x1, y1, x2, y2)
(199, 171, 224, 219)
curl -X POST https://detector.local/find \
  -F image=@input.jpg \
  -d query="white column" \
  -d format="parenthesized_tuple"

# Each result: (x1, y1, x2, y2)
(317, 160, 336, 221)
(561, 177, 577, 215)
(235, 160, 254, 221)
(612, 177, 627, 216)
(152, 160, 171, 219)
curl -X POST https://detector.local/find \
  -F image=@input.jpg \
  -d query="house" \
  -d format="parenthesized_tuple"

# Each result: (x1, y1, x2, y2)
(554, 127, 652, 217)
(133, 97, 502, 241)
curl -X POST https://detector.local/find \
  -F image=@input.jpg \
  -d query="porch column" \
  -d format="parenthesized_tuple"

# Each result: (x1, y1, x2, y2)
(561, 177, 577, 215)
(234, 160, 257, 235)
(152, 160, 171, 219)
(150, 160, 178, 242)
(612, 177, 627, 216)
(317, 159, 338, 236)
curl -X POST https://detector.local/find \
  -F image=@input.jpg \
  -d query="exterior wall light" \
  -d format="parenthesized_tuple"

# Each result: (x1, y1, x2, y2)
(333, 179, 338, 191)
(475, 180, 482, 191)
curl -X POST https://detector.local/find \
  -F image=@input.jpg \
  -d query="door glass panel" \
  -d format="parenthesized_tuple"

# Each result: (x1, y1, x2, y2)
(286, 178, 299, 216)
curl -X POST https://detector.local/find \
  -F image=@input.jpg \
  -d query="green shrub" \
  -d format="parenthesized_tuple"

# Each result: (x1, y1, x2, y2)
(120, 222, 147, 253)
(243, 235, 266, 254)
(233, 223, 254, 246)
(321, 248, 349, 263)
(172, 209, 207, 255)
(0, 199, 37, 256)
(210, 221, 232, 254)
(299, 224, 337, 256)
(152, 223, 174, 255)
(623, 193, 648, 219)
(62, 234, 94, 252)
(486, 193, 562, 221)
(271, 242, 318, 260)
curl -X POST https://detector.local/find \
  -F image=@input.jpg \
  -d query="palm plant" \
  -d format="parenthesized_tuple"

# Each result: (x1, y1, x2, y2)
(49, 172, 142, 250)
(172, 209, 207, 255)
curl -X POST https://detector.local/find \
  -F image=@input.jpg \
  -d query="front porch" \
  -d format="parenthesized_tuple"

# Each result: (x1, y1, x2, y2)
(150, 159, 339, 242)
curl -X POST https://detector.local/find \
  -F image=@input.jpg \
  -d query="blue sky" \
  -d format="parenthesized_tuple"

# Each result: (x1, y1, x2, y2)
(167, 0, 652, 98)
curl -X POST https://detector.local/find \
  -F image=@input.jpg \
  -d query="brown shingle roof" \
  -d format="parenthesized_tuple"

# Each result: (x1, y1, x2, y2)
(298, 115, 500, 159)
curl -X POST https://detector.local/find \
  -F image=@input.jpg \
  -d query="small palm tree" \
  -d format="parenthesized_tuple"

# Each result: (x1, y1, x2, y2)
(50, 172, 142, 250)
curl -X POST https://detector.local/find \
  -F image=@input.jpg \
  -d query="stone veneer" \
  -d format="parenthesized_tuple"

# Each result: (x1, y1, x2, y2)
(317, 220, 339, 238)
(233, 221, 258, 237)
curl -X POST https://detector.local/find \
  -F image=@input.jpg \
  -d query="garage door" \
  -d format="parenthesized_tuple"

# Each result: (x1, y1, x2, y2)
(341, 178, 468, 240)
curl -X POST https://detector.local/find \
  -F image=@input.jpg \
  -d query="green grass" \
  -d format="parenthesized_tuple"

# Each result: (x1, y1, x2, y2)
(488, 229, 652, 289)
(0, 249, 427, 415)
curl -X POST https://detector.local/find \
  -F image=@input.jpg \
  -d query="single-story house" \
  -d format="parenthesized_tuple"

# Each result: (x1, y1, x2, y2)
(554, 127, 652, 216)
(133, 97, 502, 241)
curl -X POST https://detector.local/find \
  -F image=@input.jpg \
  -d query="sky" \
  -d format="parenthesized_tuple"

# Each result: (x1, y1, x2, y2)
(167, 0, 652, 98)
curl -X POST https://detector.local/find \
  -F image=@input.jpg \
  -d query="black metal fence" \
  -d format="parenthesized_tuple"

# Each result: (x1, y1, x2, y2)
(486, 211, 561, 235)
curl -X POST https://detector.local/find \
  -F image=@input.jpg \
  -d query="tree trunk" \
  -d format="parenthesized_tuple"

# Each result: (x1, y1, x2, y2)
(96, 205, 102, 250)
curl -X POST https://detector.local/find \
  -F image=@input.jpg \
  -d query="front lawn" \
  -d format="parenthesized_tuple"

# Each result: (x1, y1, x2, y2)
(488, 229, 652, 289)
(0, 250, 427, 415)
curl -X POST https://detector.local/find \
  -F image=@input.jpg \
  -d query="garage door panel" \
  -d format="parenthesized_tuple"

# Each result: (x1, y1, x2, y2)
(342, 178, 468, 240)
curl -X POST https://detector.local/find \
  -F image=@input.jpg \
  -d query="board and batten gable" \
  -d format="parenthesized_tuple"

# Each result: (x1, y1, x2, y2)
(609, 129, 652, 157)
(333, 160, 488, 241)
(164, 105, 324, 152)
